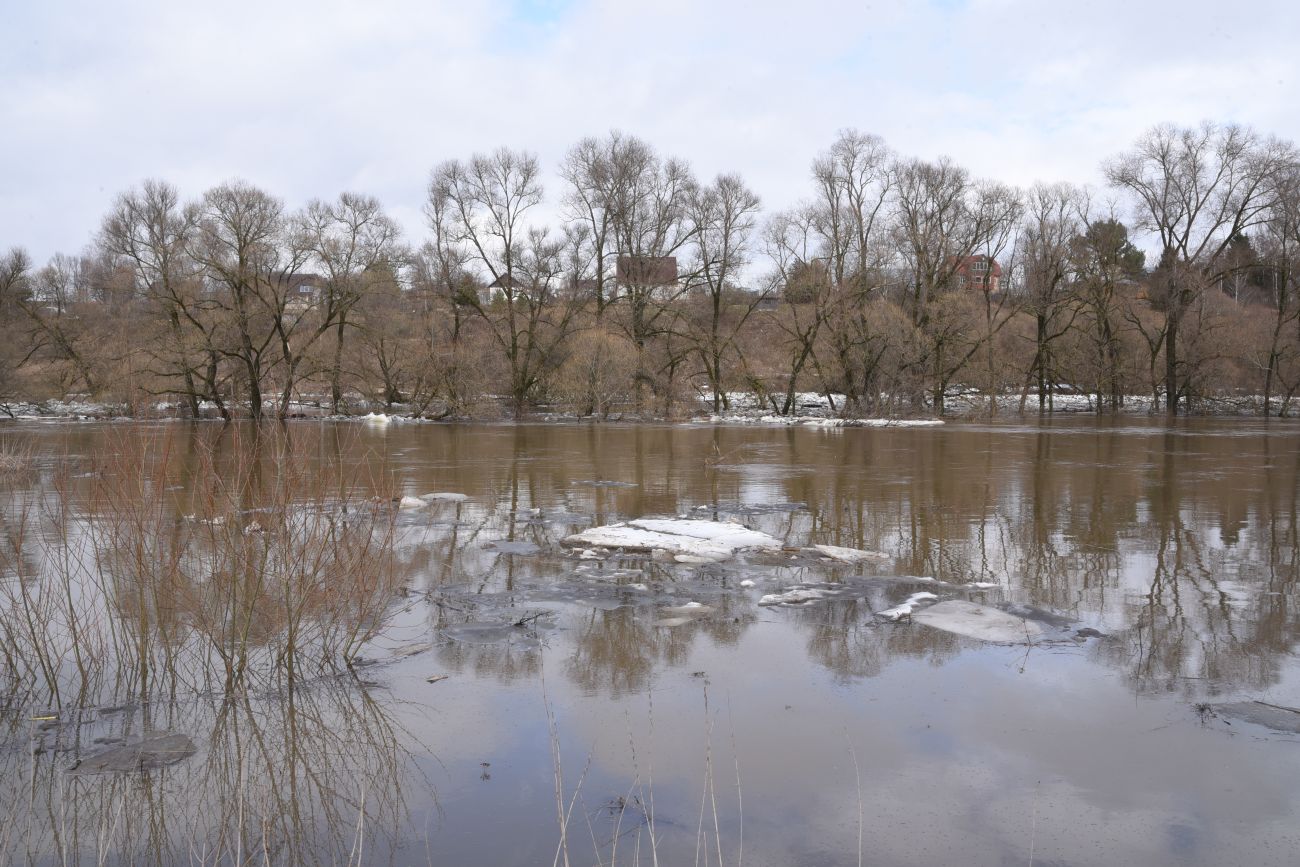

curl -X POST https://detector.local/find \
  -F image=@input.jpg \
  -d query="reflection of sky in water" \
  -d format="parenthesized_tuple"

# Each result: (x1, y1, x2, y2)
(3, 417, 1300, 865)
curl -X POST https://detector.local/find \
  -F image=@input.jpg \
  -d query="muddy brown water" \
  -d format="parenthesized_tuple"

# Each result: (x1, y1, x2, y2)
(3, 417, 1300, 866)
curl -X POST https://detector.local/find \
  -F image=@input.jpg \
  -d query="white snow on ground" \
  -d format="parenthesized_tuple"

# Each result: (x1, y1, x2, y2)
(874, 592, 939, 621)
(810, 544, 890, 563)
(910, 600, 1043, 643)
(565, 518, 784, 561)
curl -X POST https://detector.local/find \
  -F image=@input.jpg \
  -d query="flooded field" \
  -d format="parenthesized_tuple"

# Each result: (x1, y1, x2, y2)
(3, 418, 1300, 866)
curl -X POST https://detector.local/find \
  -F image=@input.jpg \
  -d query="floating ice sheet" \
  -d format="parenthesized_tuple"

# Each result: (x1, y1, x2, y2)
(564, 518, 783, 561)
(421, 492, 468, 503)
(809, 544, 890, 563)
(910, 600, 1043, 643)
(1212, 701, 1300, 734)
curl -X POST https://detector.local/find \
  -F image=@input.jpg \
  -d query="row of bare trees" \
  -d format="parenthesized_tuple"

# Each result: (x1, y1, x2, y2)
(4, 122, 1300, 419)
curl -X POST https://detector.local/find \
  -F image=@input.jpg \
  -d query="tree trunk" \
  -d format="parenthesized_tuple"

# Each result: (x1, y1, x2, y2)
(1164, 309, 1179, 417)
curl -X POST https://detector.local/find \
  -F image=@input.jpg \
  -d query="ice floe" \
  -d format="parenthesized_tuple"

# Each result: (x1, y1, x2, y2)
(758, 587, 836, 606)
(809, 544, 890, 563)
(875, 591, 939, 621)
(654, 601, 716, 627)
(421, 492, 468, 503)
(910, 600, 1043, 643)
(1208, 701, 1300, 734)
(564, 518, 783, 561)
(397, 495, 426, 510)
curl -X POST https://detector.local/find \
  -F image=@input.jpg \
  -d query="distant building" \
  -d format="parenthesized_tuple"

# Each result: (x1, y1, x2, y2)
(280, 272, 326, 311)
(479, 274, 526, 305)
(951, 255, 1002, 293)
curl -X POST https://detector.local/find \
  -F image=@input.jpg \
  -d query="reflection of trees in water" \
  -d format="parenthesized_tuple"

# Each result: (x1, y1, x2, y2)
(798, 599, 961, 682)
(0, 677, 424, 866)
(564, 596, 755, 695)
(379, 421, 1300, 696)
(10, 418, 1300, 704)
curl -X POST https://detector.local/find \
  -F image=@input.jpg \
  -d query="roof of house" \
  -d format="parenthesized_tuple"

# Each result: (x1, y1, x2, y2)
(486, 274, 525, 289)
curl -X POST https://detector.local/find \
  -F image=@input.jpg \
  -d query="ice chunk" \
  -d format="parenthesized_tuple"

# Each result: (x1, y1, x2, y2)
(661, 602, 713, 616)
(1212, 701, 1300, 733)
(421, 492, 468, 503)
(363, 412, 390, 425)
(564, 518, 782, 561)
(809, 544, 890, 563)
(910, 600, 1043, 643)
(739, 579, 756, 588)
(758, 587, 834, 606)
(398, 496, 426, 510)
(875, 591, 939, 621)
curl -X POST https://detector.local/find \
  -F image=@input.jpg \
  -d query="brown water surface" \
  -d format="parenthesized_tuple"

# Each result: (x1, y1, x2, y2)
(2, 417, 1300, 866)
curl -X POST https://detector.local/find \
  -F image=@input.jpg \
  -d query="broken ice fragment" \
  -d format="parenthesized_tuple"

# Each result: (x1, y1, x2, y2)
(910, 600, 1043, 643)
(809, 544, 890, 563)
(875, 591, 939, 621)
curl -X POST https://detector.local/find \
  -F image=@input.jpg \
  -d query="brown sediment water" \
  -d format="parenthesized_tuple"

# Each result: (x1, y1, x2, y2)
(1, 417, 1300, 866)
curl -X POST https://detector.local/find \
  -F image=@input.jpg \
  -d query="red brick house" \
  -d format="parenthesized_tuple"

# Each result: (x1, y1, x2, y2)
(952, 255, 1002, 293)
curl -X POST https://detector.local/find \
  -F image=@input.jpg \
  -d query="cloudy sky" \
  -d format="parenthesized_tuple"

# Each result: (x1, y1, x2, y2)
(2, 0, 1296, 261)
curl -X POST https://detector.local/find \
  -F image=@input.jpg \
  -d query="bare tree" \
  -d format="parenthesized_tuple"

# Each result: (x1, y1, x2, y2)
(1105, 122, 1294, 414)
(296, 193, 403, 413)
(1258, 163, 1300, 414)
(1071, 217, 1146, 411)
(430, 148, 577, 415)
(810, 130, 896, 414)
(0, 249, 33, 408)
(763, 207, 835, 414)
(1017, 182, 1085, 411)
(190, 181, 304, 420)
(684, 173, 762, 411)
(99, 180, 208, 416)
(560, 132, 628, 316)
(598, 137, 697, 408)
(891, 157, 1020, 411)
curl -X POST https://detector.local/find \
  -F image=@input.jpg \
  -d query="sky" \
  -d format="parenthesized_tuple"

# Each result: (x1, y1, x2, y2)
(2, 0, 1297, 262)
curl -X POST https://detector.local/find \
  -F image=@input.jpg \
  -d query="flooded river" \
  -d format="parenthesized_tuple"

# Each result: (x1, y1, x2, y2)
(3, 418, 1300, 866)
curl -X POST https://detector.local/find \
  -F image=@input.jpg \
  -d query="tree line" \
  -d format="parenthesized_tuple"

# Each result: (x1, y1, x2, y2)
(3, 121, 1300, 420)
